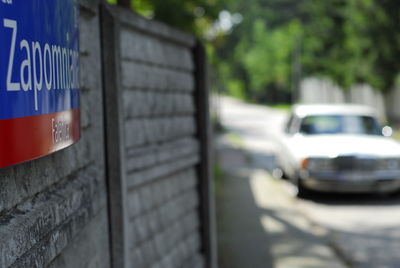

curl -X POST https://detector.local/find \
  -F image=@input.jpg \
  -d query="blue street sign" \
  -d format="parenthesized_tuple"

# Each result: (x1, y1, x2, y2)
(0, 0, 80, 168)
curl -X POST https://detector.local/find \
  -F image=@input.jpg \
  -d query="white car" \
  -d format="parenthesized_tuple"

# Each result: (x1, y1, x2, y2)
(277, 104, 400, 196)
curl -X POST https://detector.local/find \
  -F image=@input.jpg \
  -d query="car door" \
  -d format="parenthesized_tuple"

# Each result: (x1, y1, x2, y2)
(277, 113, 300, 179)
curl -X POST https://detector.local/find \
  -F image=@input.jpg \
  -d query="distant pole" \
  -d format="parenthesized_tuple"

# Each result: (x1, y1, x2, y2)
(291, 34, 302, 103)
(117, 0, 131, 9)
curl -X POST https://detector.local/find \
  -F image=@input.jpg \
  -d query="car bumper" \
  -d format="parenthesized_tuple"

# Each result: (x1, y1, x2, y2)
(301, 170, 400, 193)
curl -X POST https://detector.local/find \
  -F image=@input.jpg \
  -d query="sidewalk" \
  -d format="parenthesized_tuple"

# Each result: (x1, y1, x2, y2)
(215, 135, 347, 268)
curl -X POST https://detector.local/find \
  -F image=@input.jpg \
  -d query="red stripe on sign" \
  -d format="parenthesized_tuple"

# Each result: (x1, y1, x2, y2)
(0, 108, 80, 168)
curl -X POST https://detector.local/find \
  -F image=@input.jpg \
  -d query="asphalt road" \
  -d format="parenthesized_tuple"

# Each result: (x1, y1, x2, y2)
(216, 96, 400, 268)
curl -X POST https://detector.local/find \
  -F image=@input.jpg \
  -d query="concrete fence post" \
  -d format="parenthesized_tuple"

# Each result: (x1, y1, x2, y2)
(101, 4, 130, 268)
(193, 41, 217, 268)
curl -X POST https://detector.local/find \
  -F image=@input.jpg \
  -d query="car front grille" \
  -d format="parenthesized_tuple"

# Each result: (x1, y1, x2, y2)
(334, 156, 376, 171)
(308, 156, 400, 172)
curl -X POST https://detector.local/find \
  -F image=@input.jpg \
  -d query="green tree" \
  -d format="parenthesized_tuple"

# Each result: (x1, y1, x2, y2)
(110, 0, 400, 100)
(352, 0, 400, 91)
(302, 0, 400, 92)
(214, 0, 305, 102)
(109, 0, 227, 36)
(242, 20, 302, 101)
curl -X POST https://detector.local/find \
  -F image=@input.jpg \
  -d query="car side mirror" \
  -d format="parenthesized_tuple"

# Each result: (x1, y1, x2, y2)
(382, 126, 393, 137)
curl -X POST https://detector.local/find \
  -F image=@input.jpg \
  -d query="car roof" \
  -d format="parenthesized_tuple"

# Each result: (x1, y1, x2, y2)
(292, 104, 377, 118)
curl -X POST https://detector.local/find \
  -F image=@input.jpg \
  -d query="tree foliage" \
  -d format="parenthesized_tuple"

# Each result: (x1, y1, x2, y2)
(216, 0, 400, 102)
(111, 0, 226, 36)
(111, 0, 400, 101)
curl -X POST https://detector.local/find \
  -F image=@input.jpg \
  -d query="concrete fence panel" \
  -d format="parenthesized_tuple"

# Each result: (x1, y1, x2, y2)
(384, 87, 400, 124)
(348, 84, 386, 122)
(300, 77, 387, 123)
(101, 4, 213, 268)
(0, 1, 110, 267)
(0, 2, 214, 268)
(300, 77, 345, 104)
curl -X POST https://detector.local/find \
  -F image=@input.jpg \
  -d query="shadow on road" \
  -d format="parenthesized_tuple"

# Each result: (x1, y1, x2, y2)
(250, 151, 277, 172)
(300, 190, 400, 206)
(325, 224, 400, 268)
(216, 144, 344, 268)
(216, 96, 400, 268)
(216, 168, 275, 268)
(216, 144, 273, 268)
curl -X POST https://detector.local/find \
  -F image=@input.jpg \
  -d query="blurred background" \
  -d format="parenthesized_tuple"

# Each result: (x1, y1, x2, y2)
(109, 0, 400, 112)
(110, 1, 400, 267)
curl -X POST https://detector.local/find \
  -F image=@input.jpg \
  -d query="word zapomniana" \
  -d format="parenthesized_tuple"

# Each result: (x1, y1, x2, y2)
(3, 19, 79, 111)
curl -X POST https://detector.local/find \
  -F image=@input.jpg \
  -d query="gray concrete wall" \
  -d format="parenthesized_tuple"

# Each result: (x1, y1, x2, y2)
(300, 77, 387, 122)
(102, 5, 207, 268)
(384, 87, 400, 124)
(0, 2, 212, 268)
(0, 1, 110, 267)
(300, 78, 345, 104)
(348, 84, 386, 122)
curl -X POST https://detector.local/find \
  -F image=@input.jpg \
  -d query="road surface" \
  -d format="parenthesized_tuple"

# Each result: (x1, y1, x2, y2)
(215, 96, 400, 268)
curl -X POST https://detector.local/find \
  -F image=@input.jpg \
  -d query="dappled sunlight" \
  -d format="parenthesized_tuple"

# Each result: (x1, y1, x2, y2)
(215, 96, 400, 267)
(251, 170, 343, 268)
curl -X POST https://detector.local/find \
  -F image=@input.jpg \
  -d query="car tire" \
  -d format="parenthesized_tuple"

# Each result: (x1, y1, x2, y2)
(296, 178, 311, 198)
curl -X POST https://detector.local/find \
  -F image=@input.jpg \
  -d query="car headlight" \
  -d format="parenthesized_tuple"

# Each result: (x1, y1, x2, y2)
(302, 158, 333, 171)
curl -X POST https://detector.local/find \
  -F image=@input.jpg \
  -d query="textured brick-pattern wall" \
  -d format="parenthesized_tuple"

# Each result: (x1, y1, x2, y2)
(0, 3, 211, 267)
(0, 1, 110, 267)
(104, 6, 205, 268)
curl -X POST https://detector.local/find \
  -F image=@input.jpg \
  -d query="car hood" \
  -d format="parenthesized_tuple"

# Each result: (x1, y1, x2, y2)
(287, 134, 400, 160)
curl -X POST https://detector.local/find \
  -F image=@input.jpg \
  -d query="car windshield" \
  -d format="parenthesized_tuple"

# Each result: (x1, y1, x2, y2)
(299, 114, 382, 135)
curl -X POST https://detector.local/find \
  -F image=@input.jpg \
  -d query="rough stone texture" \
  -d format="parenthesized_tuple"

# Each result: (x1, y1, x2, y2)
(125, 137, 199, 172)
(124, 116, 196, 148)
(47, 209, 110, 268)
(106, 5, 205, 267)
(117, 7, 196, 48)
(121, 61, 195, 91)
(0, 2, 110, 268)
(1, 2, 208, 267)
(123, 91, 195, 119)
(120, 28, 194, 71)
